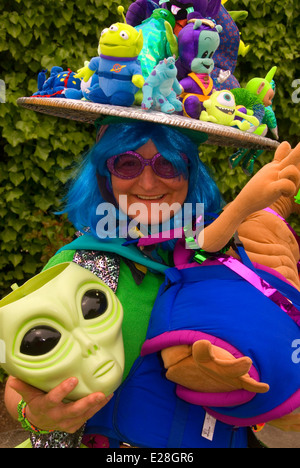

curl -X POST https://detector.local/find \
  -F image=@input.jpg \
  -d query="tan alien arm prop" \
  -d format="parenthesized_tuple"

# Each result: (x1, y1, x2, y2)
(161, 142, 300, 430)
(200, 142, 300, 262)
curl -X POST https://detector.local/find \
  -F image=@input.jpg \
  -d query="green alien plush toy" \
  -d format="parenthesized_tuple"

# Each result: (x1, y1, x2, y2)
(200, 90, 259, 131)
(0, 262, 124, 401)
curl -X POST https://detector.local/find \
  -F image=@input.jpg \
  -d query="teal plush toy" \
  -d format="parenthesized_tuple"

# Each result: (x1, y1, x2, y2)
(135, 8, 177, 79)
(141, 56, 183, 113)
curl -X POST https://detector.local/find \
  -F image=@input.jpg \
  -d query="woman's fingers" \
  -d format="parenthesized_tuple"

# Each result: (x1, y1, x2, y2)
(9, 376, 114, 433)
(45, 378, 79, 408)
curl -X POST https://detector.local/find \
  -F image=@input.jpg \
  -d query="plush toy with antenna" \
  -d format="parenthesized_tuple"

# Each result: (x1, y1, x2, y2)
(229, 67, 279, 175)
(75, 6, 144, 106)
(177, 18, 223, 119)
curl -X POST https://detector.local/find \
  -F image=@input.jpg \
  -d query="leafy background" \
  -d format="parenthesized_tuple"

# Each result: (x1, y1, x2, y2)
(0, 0, 299, 300)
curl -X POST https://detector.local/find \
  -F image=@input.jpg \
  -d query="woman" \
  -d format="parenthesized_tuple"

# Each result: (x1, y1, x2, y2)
(4, 119, 300, 448)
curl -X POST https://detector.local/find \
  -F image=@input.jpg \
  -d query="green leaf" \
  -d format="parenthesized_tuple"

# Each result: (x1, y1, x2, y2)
(7, 23, 22, 38)
(1, 228, 17, 243)
(5, 188, 23, 202)
(8, 253, 23, 267)
(9, 172, 25, 186)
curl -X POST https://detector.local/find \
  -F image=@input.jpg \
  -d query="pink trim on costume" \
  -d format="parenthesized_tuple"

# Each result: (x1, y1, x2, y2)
(204, 388, 300, 427)
(176, 385, 255, 407)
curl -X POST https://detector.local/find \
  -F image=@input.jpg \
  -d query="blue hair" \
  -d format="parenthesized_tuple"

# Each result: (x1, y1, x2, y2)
(61, 121, 223, 249)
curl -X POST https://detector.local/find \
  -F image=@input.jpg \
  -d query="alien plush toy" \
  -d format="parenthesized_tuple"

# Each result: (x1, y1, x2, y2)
(200, 90, 259, 131)
(177, 18, 223, 119)
(0, 262, 124, 401)
(64, 61, 99, 100)
(229, 67, 279, 174)
(75, 12, 144, 107)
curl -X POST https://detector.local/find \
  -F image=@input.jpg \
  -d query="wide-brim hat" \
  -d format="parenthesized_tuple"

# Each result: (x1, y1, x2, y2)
(17, 97, 280, 151)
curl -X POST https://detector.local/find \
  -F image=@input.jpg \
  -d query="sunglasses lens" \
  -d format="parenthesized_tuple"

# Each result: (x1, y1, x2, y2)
(114, 154, 142, 178)
(154, 156, 179, 178)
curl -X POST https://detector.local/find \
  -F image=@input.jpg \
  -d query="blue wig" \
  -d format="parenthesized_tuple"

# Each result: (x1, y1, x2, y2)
(61, 121, 223, 249)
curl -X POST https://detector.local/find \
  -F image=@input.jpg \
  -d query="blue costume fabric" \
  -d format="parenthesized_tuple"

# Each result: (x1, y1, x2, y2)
(141, 253, 300, 427)
(85, 353, 248, 448)
(83, 55, 142, 106)
(59, 235, 300, 447)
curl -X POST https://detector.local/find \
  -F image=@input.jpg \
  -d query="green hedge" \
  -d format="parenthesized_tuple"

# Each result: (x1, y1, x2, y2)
(0, 0, 299, 298)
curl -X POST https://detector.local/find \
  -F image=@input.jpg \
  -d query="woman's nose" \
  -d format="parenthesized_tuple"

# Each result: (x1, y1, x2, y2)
(137, 166, 159, 190)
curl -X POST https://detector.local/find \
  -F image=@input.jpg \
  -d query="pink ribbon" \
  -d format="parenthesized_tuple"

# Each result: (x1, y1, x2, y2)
(215, 255, 300, 327)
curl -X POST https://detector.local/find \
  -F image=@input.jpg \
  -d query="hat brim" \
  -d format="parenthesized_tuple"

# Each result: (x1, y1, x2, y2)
(17, 97, 280, 151)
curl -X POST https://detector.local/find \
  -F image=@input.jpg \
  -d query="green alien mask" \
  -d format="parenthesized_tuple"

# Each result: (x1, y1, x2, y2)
(0, 262, 124, 400)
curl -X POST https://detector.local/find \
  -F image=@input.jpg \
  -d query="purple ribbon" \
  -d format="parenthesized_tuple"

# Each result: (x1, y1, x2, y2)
(214, 255, 300, 327)
(137, 227, 184, 247)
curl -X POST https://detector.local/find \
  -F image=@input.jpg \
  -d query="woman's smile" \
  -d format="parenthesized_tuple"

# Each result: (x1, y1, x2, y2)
(134, 194, 166, 200)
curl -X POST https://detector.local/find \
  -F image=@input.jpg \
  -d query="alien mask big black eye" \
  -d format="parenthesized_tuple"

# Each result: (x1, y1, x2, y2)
(81, 289, 108, 320)
(20, 326, 61, 356)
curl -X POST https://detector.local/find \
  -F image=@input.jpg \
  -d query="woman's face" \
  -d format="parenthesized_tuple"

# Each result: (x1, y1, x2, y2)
(110, 140, 189, 226)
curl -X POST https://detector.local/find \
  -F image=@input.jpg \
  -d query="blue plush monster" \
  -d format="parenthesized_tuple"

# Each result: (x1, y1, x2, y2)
(32, 67, 82, 98)
(141, 56, 183, 113)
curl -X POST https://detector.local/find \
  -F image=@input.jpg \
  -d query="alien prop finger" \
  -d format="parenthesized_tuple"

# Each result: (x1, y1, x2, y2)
(0, 262, 124, 401)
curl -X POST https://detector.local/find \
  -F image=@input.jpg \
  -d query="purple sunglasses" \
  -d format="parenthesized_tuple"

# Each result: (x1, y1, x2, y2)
(106, 151, 188, 180)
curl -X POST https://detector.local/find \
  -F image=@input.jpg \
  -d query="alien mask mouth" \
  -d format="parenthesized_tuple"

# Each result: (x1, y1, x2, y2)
(216, 106, 234, 115)
(161, 0, 194, 20)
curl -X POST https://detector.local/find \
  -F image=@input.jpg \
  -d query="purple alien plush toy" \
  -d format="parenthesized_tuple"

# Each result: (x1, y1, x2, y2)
(176, 18, 222, 119)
